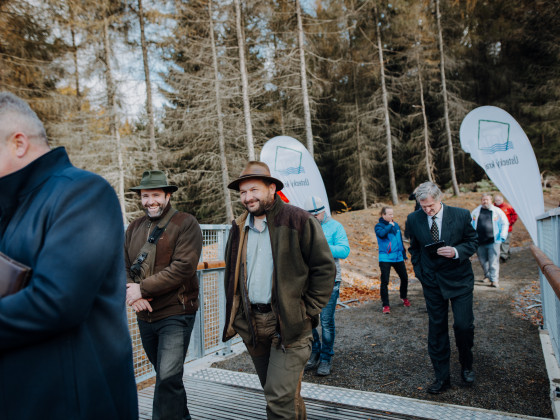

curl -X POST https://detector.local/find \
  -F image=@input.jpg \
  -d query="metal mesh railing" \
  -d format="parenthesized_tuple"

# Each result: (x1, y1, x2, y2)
(536, 208, 560, 366)
(128, 224, 233, 383)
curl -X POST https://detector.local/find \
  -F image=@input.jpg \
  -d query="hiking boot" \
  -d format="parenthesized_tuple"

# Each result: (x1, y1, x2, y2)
(401, 298, 411, 307)
(317, 359, 332, 376)
(382, 306, 391, 314)
(305, 352, 320, 371)
(491, 281, 499, 288)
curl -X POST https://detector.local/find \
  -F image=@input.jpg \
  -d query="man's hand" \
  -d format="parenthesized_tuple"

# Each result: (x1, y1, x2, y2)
(437, 246, 457, 259)
(131, 298, 153, 313)
(126, 283, 143, 305)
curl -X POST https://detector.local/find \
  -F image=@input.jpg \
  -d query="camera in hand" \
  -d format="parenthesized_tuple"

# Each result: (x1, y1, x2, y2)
(130, 252, 148, 279)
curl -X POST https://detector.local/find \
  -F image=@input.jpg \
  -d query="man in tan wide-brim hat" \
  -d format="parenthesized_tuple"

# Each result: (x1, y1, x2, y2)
(222, 161, 336, 419)
(125, 169, 202, 420)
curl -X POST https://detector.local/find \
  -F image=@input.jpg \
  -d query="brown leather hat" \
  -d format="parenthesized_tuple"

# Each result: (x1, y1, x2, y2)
(228, 161, 284, 191)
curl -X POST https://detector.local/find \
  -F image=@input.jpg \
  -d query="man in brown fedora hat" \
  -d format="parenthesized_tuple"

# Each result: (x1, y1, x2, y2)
(222, 161, 336, 419)
(125, 170, 202, 420)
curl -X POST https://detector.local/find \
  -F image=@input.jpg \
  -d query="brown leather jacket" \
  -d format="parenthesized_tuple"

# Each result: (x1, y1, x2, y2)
(125, 204, 202, 322)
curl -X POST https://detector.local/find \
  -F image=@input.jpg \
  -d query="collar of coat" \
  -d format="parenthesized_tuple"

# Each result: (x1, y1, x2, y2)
(0, 147, 70, 227)
(0, 147, 69, 201)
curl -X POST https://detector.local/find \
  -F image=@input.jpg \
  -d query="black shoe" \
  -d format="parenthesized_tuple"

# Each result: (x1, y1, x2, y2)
(461, 368, 475, 384)
(427, 377, 451, 394)
(305, 352, 320, 371)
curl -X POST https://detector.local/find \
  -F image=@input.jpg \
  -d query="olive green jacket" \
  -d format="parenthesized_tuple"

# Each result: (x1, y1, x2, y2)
(222, 196, 336, 347)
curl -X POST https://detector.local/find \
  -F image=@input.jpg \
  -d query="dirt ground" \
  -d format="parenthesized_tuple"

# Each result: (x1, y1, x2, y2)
(212, 189, 559, 418)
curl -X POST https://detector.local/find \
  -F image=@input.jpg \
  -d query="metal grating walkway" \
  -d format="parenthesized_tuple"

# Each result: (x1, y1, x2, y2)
(137, 368, 548, 420)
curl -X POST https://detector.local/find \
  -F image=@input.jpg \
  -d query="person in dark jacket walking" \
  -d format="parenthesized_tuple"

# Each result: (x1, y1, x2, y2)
(125, 170, 202, 420)
(407, 182, 478, 394)
(222, 161, 336, 419)
(375, 207, 410, 314)
(0, 91, 138, 420)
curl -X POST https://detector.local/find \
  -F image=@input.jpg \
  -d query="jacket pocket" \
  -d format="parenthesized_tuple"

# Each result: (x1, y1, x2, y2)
(177, 284, 186, 308)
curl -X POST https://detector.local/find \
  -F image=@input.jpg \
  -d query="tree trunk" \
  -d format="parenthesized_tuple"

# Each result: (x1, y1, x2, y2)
(374, 6, 398, 205)
(209, 0, 233, 222)
(295, 0, 314, 157)
(102, 16, 127, 223)
(234, 0, 255, 160)
(416, 46, 434, 183)
(69, 5, 80, 98)
(353, 71, 368, 209)
(137, 0, 158, 169)
(435, 0, 460, 195)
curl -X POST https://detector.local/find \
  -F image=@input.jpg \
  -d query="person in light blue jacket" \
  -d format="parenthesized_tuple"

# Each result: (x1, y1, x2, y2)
(303, 196, 350, 376)
(375, 206, 410, 314)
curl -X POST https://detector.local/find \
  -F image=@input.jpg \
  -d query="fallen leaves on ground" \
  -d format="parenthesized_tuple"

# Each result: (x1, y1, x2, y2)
(512, 280, 543, 326)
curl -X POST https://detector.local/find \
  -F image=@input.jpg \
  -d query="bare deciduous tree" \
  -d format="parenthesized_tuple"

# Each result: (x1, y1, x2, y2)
(374, 5, 398, 205)
(136, 0, 158, 169)
(209, 0, 233, 221)
(435, 0, 460, 195)
(295, 0, 314, 157)
(234, 0, 255, 160)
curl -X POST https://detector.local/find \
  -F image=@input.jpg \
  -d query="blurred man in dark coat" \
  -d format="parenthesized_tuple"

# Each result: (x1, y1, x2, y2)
(406, 182, 478, 394)
(0, 92, 138, 419)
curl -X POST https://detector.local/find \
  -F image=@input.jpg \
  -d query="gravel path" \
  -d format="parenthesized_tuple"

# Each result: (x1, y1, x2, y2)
(212, 247, 553, 418)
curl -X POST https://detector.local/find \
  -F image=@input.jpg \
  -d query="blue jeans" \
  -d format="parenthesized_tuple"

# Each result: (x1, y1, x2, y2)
(477, 242, 501, 283)
(138, 314, 196, 420)
(311, 282, 340, 361)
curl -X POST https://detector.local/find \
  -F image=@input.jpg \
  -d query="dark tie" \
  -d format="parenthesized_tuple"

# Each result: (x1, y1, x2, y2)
(431, 215, 439, 242)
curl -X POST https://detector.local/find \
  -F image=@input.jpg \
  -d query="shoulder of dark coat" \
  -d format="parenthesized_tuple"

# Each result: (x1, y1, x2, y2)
(273, 202, 313, 231)
(444, 205, 470, 217)
(57, 164, 111, 188)
(171, 211, 199, 227)
(49, 165, 118, 208)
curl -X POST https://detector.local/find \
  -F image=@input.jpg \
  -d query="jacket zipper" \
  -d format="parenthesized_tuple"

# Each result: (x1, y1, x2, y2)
(146, 220, 152, 322)
(266, 210, 285, 352)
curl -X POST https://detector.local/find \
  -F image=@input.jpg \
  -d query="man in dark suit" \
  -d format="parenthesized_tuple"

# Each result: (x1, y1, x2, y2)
(406, 182, 478, 394)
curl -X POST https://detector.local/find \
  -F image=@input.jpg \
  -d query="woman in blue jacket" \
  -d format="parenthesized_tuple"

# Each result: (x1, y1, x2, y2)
(375, 206, 410, 314)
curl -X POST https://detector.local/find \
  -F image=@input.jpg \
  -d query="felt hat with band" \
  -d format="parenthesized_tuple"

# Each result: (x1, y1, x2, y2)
(228, 161, 284, 191)
(130, 170, 178, 193)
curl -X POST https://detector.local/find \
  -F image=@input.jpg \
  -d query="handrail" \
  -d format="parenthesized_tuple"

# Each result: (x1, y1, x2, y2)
(197, 260, 226, 270)
(530, 244, 560, 301)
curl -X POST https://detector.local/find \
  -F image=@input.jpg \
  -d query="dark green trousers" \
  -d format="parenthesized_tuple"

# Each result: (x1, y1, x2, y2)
(234, 310, 312, 419)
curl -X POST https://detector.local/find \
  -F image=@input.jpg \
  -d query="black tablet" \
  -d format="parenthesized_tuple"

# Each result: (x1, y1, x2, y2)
(425, 240, 445, 257)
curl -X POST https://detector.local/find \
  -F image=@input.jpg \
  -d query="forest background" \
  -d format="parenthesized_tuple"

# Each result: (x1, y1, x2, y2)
(2, 0, 559, 224)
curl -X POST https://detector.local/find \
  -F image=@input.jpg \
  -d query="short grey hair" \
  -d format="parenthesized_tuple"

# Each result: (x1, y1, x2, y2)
(415, 182, 442, 202)
(0, 91, 47, 143)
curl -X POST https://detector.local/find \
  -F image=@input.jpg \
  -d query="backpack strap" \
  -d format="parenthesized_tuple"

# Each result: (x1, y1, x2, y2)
(148, 208, 178, 244)
(130, 209, 178, 281)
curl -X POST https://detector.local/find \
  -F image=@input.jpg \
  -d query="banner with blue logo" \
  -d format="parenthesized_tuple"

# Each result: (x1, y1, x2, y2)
(459, 106, 543, 243)
(260, 135, 331, 215)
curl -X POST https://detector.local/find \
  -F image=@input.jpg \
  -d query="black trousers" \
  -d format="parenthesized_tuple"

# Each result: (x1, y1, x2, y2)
(379, 261, 408, 307)
(421, 285, 474, 381)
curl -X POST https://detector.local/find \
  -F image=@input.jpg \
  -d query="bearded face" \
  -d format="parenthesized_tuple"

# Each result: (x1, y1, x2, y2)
(239, 179, 276, 217)
(141, 189, 170, 218)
